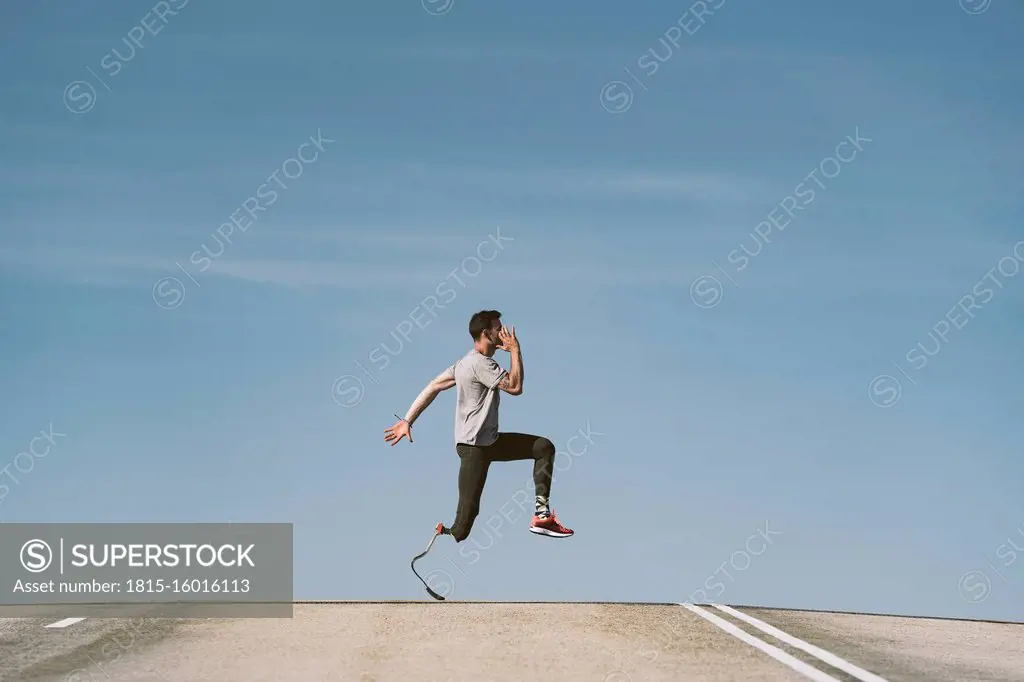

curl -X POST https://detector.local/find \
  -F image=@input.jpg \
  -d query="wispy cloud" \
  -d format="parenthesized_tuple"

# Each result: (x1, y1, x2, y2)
(356, 163, 768, 204)
(0, 248, 171, 273)
(369, 45, 579, 62)
(574, 171, 755, 202)
(0, 156, 764, 207)
(162, 34, 588, 63)
(196, 259, 696, 289)
(7, 237, 1019, 309)
(302, 229, 494, 250)
(0, 246, 693, 289)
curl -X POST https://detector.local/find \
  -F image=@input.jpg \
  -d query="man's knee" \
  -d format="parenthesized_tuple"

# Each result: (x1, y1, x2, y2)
(534, 437, 555, 460)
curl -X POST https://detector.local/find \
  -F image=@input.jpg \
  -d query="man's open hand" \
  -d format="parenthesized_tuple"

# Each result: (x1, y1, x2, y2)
(496, 325, 519, 352)
(384, 419, 412, 446)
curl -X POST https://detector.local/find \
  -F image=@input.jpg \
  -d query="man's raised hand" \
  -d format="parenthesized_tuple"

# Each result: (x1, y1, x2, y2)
(497, 325, 519, 352)
(384, 419, 412, 446)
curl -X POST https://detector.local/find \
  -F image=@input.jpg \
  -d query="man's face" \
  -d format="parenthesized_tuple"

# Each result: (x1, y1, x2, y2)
(483, 319, 502, 348)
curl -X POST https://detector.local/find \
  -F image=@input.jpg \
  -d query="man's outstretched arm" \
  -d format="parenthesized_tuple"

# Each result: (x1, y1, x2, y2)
(404, 367, 456, 425)
(385, 367, 456, 446)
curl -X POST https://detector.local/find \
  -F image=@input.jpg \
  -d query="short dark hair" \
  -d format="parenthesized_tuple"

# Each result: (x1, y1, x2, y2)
(469, 310, 502, 340)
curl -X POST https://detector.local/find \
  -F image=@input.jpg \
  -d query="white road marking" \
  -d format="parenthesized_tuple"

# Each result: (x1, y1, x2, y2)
(679, 603, 841, 682)
(45, 617, 86, 629)
(712, 604, 892, 682)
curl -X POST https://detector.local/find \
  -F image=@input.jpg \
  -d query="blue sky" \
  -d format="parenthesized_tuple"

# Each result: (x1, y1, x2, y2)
(2, 0, 1023, 622)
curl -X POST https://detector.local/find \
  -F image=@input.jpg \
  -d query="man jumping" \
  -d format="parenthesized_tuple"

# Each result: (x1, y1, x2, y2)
(384, 309, 574, 542)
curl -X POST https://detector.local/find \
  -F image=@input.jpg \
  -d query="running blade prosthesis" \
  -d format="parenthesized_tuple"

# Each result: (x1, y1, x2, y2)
(410, 522, 446, 601)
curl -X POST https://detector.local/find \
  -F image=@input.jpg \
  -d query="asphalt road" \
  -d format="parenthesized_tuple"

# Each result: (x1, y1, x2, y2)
(1, 603, 1021, 681)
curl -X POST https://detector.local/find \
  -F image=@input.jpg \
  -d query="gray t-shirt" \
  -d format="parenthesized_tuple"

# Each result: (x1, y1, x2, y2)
(443, 350, 508, 446)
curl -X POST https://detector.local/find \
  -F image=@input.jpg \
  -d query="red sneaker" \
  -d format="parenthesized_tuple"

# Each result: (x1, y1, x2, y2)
(529, 509, 574, 538)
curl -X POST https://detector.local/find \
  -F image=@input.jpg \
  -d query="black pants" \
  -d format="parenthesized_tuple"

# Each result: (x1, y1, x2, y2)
(450, 432, 555, 542)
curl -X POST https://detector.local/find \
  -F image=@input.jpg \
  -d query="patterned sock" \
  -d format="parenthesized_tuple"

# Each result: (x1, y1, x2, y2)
(535, 496, 550, 517)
